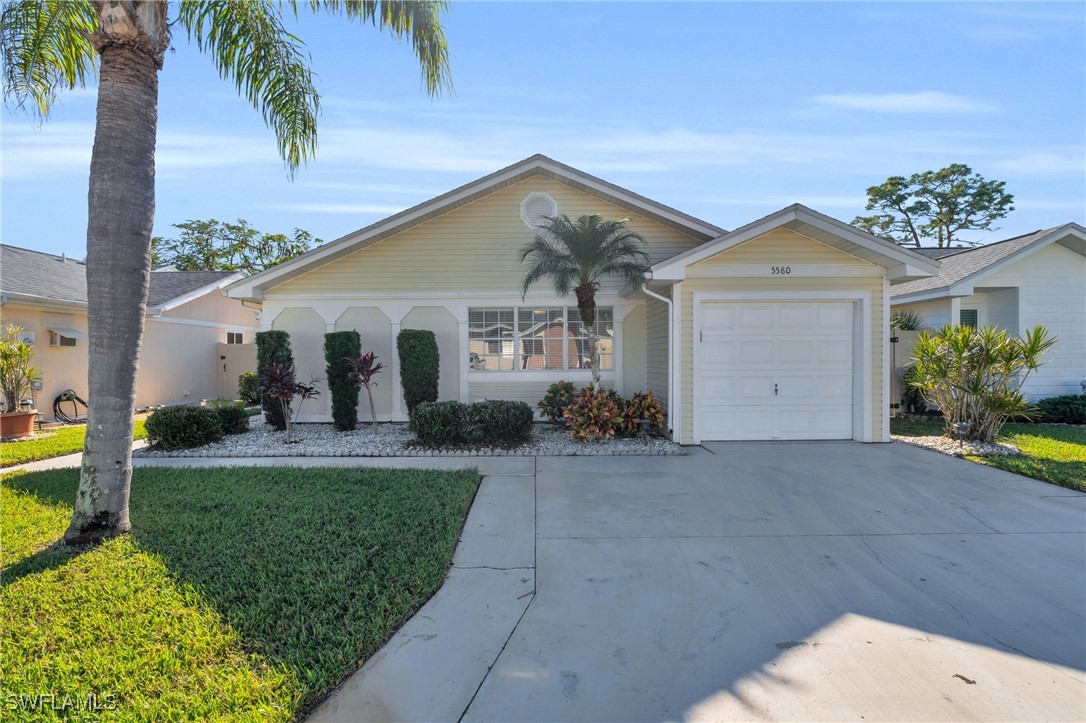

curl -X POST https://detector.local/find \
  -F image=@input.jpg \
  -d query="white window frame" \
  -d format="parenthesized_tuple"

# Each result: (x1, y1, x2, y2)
(49, 331, 77, 348)
(467, 305, 615, 376)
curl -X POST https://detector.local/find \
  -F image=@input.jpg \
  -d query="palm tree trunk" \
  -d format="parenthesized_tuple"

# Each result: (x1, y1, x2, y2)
(65, 4, 166, 545)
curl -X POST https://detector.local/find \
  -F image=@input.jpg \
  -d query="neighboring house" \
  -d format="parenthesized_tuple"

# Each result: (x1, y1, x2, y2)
(0, 245, 260, 418)
(226, 154, 940, 443)
(891, 225, 1086, 398)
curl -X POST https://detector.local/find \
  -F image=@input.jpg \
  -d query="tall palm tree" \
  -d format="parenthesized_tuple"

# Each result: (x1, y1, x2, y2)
(520, 214, 651, 387)
(1, 0, 451, 545)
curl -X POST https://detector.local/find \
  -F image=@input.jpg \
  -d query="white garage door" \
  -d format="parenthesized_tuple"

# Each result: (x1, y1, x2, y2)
(696, 301, 855, 441)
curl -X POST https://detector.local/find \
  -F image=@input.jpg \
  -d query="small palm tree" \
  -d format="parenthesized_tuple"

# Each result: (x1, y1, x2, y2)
(520, 215, 651, 387)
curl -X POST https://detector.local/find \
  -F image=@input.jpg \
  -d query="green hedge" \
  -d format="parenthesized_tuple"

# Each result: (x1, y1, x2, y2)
(397, 329, 439, 413)
(1034, 394, 1086, 425)
(409, 401, 465, 445)
(464, 400, 534, 444)
(210, 400, 251, 435)
(237, 372, 260, 404)
(325, 331, 361, 431)
(146, 405, 223, 450)
(410, 400, 534, 446)
(256, 331, 294, 431)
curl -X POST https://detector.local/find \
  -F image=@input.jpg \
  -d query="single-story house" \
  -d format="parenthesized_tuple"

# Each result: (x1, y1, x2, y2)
(891, 225, 1086, 399)
(1, 245, 261, 418)
(226, 154, 941, 443)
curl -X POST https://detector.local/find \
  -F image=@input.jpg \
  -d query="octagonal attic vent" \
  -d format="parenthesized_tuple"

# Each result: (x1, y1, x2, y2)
(520, 192, 557, 230)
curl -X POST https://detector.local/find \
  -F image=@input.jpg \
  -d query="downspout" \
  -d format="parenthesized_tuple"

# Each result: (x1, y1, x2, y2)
(640, 282, 675, 438)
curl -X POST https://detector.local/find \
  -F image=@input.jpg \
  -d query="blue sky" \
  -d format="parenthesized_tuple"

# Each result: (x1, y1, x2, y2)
(3, 1, 1084, 258)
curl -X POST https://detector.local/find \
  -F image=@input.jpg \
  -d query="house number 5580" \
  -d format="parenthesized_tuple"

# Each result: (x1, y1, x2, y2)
(771, 266, 791, 275)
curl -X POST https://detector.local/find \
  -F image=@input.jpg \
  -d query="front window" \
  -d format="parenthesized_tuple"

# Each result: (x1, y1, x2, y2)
(469, 305, 614, 373)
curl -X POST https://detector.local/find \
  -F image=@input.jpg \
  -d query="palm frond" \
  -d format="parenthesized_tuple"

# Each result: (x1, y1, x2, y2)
(0, 0, 97, 119)
(290, 1, 451, 96)
(177, 1, 320, 175)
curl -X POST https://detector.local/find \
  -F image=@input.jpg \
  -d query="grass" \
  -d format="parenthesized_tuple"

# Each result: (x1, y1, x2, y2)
(1, 465, 480, 720)
(1, 419, 148, 468)
(890, 418, 1085, 492)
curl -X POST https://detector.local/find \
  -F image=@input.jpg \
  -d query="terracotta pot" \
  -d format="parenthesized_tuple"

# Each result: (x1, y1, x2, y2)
(1, 409, 38, 440)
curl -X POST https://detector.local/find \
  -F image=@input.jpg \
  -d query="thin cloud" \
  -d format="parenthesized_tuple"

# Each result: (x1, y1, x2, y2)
(812, 91, 996, 114)
(276, 202, 409, 215)
(993, 152, 1085, 175)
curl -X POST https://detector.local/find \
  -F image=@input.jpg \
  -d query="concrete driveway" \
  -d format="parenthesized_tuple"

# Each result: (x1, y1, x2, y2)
(313, 442, 1086, 722)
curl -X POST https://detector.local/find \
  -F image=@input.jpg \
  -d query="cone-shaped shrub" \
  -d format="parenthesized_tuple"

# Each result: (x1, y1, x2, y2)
(325, 330, 361, 431)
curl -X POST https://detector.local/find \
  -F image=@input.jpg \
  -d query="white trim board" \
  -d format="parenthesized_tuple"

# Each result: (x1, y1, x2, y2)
(690, 290, 874, 444)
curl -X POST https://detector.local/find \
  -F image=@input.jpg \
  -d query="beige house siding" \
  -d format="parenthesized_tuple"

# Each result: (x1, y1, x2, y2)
(335, 307, 395, 419)
(163, 292, 259, 331)
(645, 296, 670, 407)
(0, 303, 89, 414)
(677, 230, 887, 444)
(622, 304, 648, 394)
(270, 177, 704, 297)
(892, 298, 953, 329)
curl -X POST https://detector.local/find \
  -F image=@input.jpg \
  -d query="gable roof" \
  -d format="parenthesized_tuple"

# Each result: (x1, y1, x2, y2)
(650, 204, 941, 282)
(0, 244, 242, 311)
(225, 154, 726, 300)
(890, 224, 1086, 302)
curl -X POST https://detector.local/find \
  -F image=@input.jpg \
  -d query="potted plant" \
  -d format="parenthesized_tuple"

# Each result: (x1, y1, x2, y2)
(0, 324, 41, 439)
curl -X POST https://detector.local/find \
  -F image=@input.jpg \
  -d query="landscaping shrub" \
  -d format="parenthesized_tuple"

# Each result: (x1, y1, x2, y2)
(564, 385, 624, 442)
(464, 400, 534, 444)
(397, 329, 440, 413)
(901, 366, 927, 414)
(538, 381, 576, 423)
(910, 324, 1056, 442)
(256, 330, 294, 430)
(237, 371, 260, 405)
(619, 390, 666, 436)
(210, 400, 250, 435)
(409, 401, 466, 445)
(146, 405, 223, 450)
(1034, 394, 1086, 425)
(324, 331, 361, 431)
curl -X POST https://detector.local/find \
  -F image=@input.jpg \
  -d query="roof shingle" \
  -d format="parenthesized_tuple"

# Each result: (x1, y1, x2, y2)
(1, 245, 239, 307)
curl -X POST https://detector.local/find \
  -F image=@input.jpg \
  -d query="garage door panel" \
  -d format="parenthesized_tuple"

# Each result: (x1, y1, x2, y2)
(696, 301, 855, 442)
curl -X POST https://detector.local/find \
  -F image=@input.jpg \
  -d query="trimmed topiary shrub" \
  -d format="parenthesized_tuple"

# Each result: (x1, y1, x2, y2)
(238, 371, 261, 405)
(1034, 394, 1086, 425)
(538, 380, 576, 423)
(256, 330, 294, 431)
(210, 400, 250, 435)
(325, 330, 362, 431)
(564, 385, 625, 442)
(146, 405, 223, 450)
(410, 400, 466, 445)
(465, 400, 534, 445)
(398, 329, 439, 413)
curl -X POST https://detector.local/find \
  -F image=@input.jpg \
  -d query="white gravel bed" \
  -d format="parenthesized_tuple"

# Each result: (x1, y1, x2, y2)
(135, 418, 684, 458)
(892, 434, 1020, 458)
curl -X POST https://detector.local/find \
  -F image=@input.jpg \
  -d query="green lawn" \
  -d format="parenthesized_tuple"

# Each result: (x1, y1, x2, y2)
(1, 465, 480, 720)
(1, 419, 148, 468)
(891, 418, 1085, 492)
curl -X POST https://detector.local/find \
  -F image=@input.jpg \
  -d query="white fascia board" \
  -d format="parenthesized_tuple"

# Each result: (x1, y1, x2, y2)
(225, 156, 723, 301)
(652, 205, 941, 281)
(0, 292, 87, 311)
(151, 272, 246, 315)
(890, 286, 975, 305)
